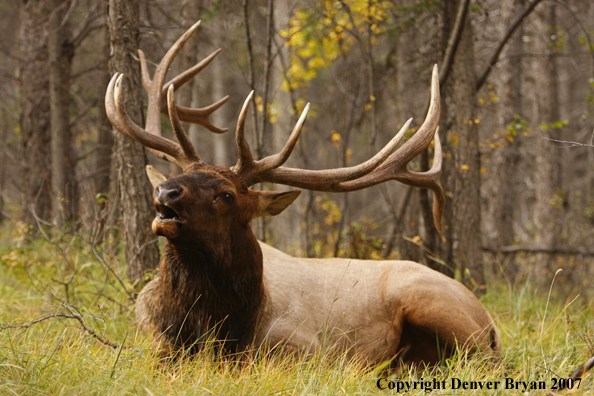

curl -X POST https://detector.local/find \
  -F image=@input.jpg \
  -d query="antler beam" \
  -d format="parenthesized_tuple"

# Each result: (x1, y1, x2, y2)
(105, 20, 227, 170)
(230, 65, 444, 232)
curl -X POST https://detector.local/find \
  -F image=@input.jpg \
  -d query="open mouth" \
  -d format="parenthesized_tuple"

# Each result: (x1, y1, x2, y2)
(156, 204, 182, 222)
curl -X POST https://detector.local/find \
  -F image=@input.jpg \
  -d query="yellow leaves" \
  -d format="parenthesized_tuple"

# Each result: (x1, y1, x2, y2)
(364, 103, 372, 111)
(460, 164, 470, 170)
(480, 167, 486, 173)
(308, 57, 327, 69)
(369, 95, 376, 102)
(267, 101, 282, 124)
(255, 96, 264, 113)
(282, 0, 393, 92)
(411, 235, 422, 244)
(330, 130, 342, 147)
(345, 148, 353, 164)
(316, 195, 342, 226)
(448, 131, 460, 147)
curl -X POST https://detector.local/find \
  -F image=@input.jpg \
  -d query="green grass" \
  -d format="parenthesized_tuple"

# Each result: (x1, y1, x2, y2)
(0, 225, 593, 395)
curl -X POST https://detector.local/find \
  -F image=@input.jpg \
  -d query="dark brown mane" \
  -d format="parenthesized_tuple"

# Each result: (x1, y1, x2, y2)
(154, 216, 264, 354)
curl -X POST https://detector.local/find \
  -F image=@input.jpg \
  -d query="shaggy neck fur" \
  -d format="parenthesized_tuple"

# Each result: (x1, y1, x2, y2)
(154, 225, 265, 354)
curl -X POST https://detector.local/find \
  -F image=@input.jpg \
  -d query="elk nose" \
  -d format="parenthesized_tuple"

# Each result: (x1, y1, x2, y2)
(155, 186, 181, 204)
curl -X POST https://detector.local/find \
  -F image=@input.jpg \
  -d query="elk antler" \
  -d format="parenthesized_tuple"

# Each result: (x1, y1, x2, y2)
(105, 20, 229, 170)
(230, 65, 444, 232)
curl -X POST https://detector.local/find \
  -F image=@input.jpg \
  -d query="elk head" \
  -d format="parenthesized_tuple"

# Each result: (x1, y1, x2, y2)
(105, 21, 445, 248)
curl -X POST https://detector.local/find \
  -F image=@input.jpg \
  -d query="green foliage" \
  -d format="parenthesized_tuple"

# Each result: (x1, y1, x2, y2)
(539, 119, 569, 131)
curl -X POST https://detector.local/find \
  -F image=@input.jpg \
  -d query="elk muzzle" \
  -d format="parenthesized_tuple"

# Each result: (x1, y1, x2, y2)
(152, 185, 185, 238)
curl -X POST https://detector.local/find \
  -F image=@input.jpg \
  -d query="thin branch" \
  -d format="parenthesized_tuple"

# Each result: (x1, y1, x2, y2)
(498, 49, 591, 60)
(242, 0, 260, 155)
(482, 245, 594, 256)
(439, 0, 471, 86)
(475, 0, 544, 91)
(260, 0, 275, 158)
(544, 137, 594, 149)
(1, 312, 120, 350)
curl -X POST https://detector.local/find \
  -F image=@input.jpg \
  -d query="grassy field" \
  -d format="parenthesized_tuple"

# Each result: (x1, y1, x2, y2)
(0, 224, 592, 395)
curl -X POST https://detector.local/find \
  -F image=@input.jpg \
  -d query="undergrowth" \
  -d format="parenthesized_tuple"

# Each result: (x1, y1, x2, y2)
(0, 222, 593, 395)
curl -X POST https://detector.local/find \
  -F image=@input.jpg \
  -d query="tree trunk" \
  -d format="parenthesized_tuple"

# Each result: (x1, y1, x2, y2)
(487, 0, 524, 251)
(95, 5, 114, 218)
(19, 0, 52, 228)
(432, 0, 457, 278)
(450, 10, 484, 288)
(48, 0, 76, 227)
(532, 5, 562, 264)
(107, 0, 160, 282)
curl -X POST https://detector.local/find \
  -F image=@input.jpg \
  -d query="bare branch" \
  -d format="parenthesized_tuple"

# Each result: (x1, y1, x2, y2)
(475, 0, 544, 91)
(544, 137, 594, 149)
(1, 311, 120, 350)
(482, 245, 594, 256)
(439, 0, 471, 86)
(242, 0, 260, 156)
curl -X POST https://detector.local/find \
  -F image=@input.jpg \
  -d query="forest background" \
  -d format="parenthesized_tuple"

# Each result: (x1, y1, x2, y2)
(2, 0, 593, 287)
(0, 0, 593, 393)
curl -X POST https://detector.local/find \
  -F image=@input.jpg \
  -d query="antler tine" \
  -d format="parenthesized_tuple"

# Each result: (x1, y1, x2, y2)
(167, 85, 202, 164)
(144, 20, 203, 139)
(160, 48, 230, 134)
(138, 49, 152, 92)
(105, 73, 129, 138)
(231, 91, 257, 175)
(173, 96, 230, 134)
(233, 103, 311, 186)
(108, 73, 189, 168)
(428, 129, 444, 232)
(264, 103, 310, 169)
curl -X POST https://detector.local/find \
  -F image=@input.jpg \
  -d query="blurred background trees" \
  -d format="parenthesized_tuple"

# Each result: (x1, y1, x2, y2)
(0, 0, 593, 289)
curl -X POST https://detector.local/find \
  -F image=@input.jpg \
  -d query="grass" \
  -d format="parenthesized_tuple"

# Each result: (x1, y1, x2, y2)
(0, 223, 593, 395)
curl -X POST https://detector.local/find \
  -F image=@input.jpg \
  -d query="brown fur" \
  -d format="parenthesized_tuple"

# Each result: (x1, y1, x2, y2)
(143, 165, 265, 354)
(136, 165, 501, 364)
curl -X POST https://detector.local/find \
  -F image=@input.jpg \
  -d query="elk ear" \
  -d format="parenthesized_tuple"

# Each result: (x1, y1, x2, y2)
(146, 165, 168, 188)
(253, 190, 301, 219)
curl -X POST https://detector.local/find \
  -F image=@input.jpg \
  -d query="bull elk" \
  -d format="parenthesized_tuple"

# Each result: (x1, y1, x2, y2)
(105, 21, 500, 366)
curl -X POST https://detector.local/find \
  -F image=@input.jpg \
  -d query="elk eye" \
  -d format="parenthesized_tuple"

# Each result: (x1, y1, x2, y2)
(217, 192, 235, 205)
